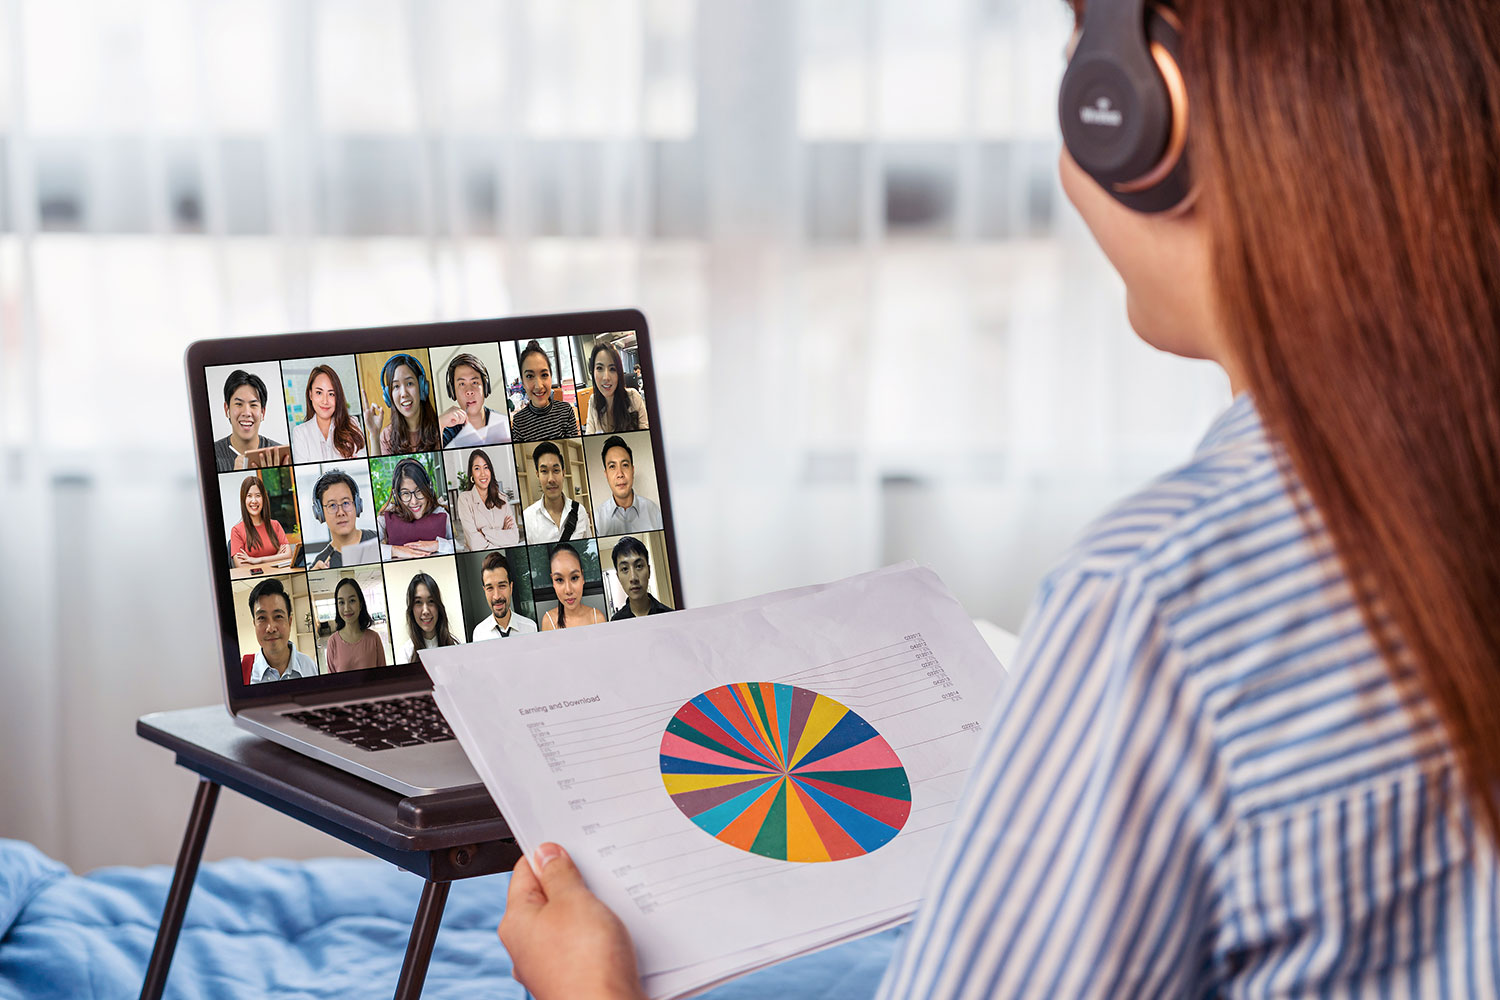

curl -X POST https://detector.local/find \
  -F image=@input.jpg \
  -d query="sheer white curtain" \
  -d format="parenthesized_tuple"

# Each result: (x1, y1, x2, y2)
(0, 0, 1229, 868)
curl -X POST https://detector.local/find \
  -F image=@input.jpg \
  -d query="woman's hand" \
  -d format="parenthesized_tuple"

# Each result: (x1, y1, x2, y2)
(499, 844, 645, 1000)
(364, 404, 385, 454)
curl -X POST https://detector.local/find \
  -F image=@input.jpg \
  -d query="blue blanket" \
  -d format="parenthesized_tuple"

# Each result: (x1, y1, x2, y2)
(0, 839, 898, 999)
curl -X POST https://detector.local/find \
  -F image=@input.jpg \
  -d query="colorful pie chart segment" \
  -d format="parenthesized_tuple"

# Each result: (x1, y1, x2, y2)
(660, 682, 912, 862)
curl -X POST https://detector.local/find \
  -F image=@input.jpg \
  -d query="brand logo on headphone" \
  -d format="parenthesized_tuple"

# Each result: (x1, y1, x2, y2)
(1079, 96, 1123, 127)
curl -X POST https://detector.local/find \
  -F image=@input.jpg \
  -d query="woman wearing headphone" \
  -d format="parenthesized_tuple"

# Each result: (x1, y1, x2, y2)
(366, 353, 441, 456)
(495, 1, 1500, 996)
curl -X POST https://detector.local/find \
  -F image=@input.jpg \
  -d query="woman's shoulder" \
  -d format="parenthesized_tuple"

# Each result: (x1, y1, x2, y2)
(1054, 395, 1281, 585)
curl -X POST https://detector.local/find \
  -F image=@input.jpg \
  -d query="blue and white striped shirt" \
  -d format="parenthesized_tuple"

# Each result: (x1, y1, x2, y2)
(879, 394, 1500, 998)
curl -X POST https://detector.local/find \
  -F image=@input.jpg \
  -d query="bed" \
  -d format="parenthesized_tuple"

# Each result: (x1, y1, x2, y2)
(0, 838, 900, 999)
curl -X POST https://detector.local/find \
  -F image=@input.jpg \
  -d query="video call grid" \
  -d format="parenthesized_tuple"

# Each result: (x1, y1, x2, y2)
(210, 332, 676, 682)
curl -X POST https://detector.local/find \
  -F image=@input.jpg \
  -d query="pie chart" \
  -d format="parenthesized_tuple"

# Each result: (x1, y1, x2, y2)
(659, 682, 912, 862)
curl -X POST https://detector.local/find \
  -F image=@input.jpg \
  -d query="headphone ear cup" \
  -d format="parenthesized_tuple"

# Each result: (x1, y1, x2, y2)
(1112, 7, 1192, 213)
(1060, 2, 1193, 214)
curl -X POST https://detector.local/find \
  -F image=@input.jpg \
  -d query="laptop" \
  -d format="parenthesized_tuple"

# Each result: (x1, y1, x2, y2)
(185, 309, 683, 795)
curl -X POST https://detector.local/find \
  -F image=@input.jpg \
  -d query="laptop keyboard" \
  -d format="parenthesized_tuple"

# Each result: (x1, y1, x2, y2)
(284, 693, 456, 752)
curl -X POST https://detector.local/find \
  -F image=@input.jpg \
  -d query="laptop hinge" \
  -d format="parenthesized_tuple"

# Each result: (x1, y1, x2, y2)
(291, 676, 432, 707)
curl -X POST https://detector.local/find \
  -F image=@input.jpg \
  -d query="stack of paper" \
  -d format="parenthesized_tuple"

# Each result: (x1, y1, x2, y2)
(422, 563, 1010, 999)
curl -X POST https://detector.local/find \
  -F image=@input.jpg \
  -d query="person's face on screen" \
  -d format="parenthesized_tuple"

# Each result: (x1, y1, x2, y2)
(593, 355, 619, 398)
(551, 551, 584, 610)
(398, 475, 429, 519)
(453, 364, 485, 415)
(245, 483, 264, 519)
(537, 453, 564, 502)
(389, 364, 421, 420)
(336, 583, 362, 626)
(411, 583, 438, 637)
(470, 456, 493, 494)
(309, 372, 338, 422)
(522, 354, 553, 408)
(225, 385, 265, 446)
(482, 567, 512, 620)
(321, 481, 357, 537)
(604, 446, 634, 501)
(253, 595, 290, 647)
(617, 552, 651, 602)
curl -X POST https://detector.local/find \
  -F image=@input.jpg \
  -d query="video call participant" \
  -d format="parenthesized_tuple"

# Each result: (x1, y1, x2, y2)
(456, 449, 521, 549)
(471, 551, 537, 640)
(214, 370, 284, 472)
(367, 353, 441, 456)
(509, 340, 580, 442)
(325, 577, 387, 673)
(291, 364, 367, 460)
(583, 342, 648, 434)
(230, 477, 292, 568)
(401, 572, 460, 662)
(593, 436, 663, 535)
(308, 470, 379, 569)
(245, 578, 317, 682)
(381, 458, 449, 559)
(522, 442, 591, 543)
(440, 354, 511, 447)
(540, 543, 606, 630)
(608, 536, 674, 620)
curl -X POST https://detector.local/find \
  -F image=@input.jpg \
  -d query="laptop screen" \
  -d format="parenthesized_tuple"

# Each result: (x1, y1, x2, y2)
(195, 322, 679, 690)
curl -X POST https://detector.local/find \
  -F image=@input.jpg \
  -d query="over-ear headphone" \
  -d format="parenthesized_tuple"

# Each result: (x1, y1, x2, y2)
(381, 353, 431, 408)
(312, 470, 363, 523)
(445, 353, 492, 399)
(1059, 0, 1192, 214)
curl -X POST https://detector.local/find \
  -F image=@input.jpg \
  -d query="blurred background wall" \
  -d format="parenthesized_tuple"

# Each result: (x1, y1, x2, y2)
(0, 0, 1230, 870)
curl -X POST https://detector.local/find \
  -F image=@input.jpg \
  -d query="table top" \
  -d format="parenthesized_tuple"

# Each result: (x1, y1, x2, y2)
(138, 705, 514, 868)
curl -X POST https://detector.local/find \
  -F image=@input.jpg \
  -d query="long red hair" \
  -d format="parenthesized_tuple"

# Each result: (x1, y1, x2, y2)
(1182, 1, 1500, 836)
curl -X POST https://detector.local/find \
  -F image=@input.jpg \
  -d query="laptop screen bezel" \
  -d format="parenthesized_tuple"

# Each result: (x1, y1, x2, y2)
(184, 308, 683, 714)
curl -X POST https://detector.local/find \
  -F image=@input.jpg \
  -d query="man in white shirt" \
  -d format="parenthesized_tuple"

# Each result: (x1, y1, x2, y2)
(247, 578, 318, 682)
(592, 436, 663, 536)
(521, 441, 592, 542)
(471, 551, 538, 640)
(440, 354, 511, 447)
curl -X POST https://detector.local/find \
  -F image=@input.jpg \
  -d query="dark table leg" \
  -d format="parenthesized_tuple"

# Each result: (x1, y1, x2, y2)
(393, 878, 452, 1000)
(140, 777, 221, 1000)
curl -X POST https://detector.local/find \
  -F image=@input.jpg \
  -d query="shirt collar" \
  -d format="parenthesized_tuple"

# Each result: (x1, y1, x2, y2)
(1195, 391, 1264, 455)
(253, 643, 303, 682)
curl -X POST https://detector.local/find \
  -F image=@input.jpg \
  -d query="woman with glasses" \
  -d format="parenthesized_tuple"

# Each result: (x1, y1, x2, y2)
(380, 458, 451, 560)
